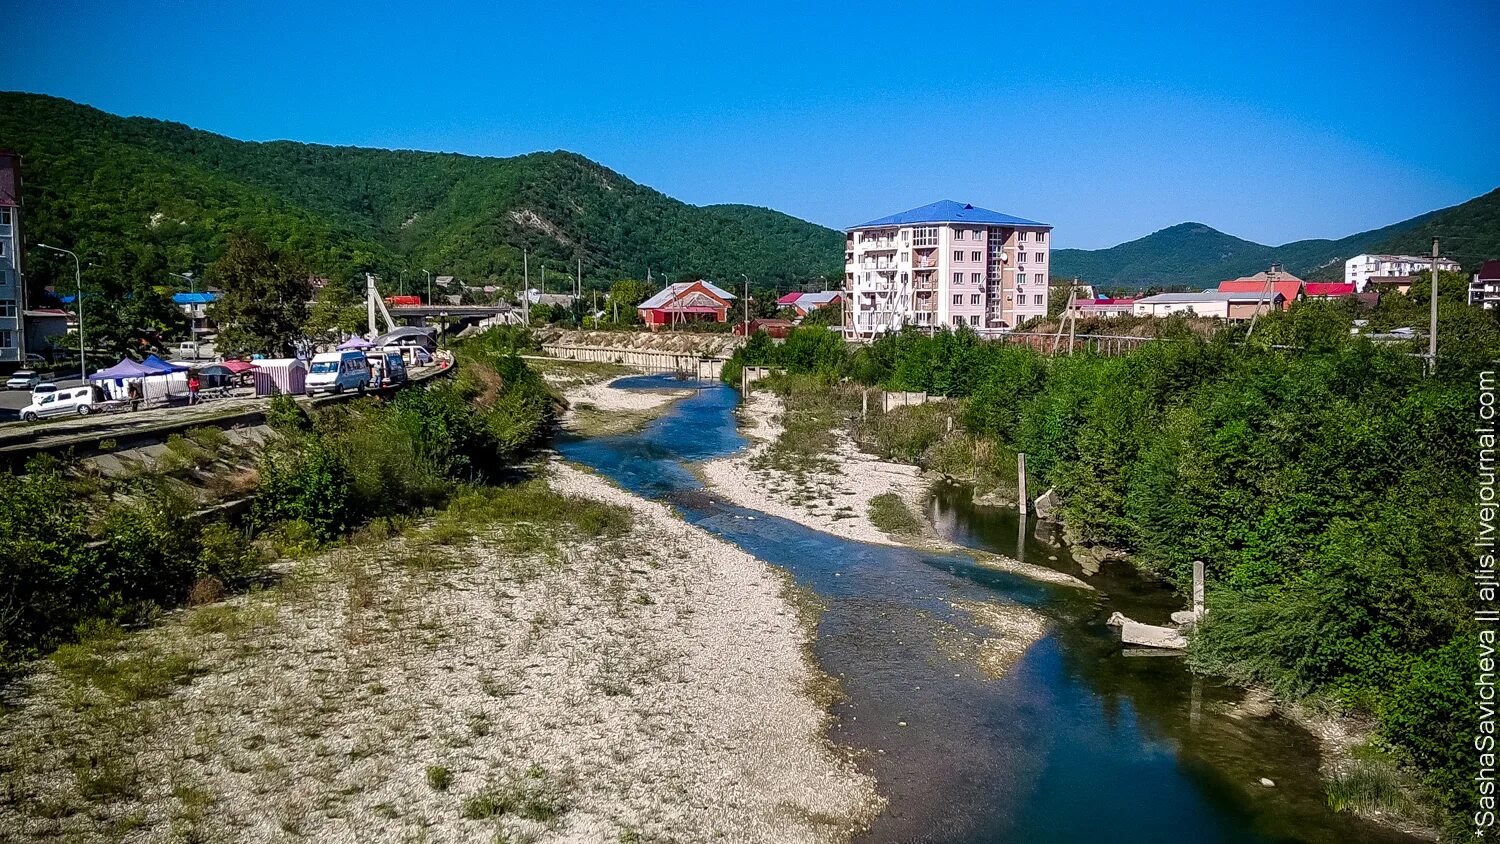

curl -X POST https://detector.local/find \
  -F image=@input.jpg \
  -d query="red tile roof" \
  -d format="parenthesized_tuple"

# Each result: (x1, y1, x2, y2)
(1302, 282, 1356, 297)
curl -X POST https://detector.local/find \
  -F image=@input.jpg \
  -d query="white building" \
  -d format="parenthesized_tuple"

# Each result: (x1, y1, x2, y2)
(845, 200, 1052, 339)
(1345, 253, 1461, 292)
(1132, 291, 1284, 321)
(1470, 261, 1500, 310)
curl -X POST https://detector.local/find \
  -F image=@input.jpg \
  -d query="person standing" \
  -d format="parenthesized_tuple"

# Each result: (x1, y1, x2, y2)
(188, 372, 201, 405)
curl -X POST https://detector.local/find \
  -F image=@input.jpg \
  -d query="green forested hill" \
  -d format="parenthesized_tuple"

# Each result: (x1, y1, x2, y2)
(0, 92, 844, 293)
(1051, 188, 1497, 288)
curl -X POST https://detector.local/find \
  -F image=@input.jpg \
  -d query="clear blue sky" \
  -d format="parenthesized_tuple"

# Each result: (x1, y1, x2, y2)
(5, 0, 1498, 249)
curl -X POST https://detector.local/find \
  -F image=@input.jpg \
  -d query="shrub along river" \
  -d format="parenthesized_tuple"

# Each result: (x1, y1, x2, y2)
(558, 374, 1419, 844)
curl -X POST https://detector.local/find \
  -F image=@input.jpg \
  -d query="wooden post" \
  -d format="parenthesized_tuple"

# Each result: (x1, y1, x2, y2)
(1017, 452, 1029, 515)
(1192, 559, 1205, 619)
(862, 389, 868, 419)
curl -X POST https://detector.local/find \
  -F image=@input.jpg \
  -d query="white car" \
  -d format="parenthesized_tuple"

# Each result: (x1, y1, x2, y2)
(5, 369, 42, 390)
(20, 386, 97, 422)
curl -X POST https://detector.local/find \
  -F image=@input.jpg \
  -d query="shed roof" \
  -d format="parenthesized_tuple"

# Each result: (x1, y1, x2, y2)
(1137, 291, 1286, 305)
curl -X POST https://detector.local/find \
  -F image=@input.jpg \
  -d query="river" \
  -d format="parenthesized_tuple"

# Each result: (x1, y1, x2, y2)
(557, 374, 1418, 844)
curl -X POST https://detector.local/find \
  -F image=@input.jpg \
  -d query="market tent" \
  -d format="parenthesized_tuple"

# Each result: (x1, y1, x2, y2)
(88, 358, 157, 381)
(141, 354, 190, 373)
(337, 336, 373, 350)
(219, 360, 255, 374)
(251, 358, 307, 396)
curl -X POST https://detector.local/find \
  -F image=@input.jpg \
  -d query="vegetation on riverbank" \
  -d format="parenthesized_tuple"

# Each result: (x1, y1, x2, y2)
(724, 283, 1497, 835)
(0, 333, 555, 679)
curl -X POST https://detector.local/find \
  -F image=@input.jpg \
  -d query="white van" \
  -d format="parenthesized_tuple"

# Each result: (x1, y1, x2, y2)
(306, 350, 371, 395)
(20, 386, 98, 422)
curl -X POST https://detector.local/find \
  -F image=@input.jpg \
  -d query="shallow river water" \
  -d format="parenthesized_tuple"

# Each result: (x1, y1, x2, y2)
(557, 374, 1418, 844)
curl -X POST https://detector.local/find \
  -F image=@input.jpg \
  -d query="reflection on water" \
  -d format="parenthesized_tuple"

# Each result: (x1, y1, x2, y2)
(558, 374, 1417, 844)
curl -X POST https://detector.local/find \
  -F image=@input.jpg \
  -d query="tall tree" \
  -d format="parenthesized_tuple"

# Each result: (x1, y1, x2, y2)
(208, 233, 312, 357)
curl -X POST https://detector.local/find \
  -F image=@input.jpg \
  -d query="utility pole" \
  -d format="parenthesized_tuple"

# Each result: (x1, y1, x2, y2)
(424, 269, 432, 304)
(1429, 237, 1440, 376)
(399, 269, 405, 297)
(522, 250, 530, 325)
(577, 257, 582, 300)
(39, 244, 85, 382)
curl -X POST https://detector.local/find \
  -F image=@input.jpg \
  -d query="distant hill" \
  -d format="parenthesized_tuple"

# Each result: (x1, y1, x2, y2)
(0, 92, 845, 293)
(1052, 189, 1497, 288)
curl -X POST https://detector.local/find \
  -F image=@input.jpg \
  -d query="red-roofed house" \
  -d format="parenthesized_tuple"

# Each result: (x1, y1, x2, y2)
(1471, 260, 1500, 310)
(1218, 267, 1304, 312)
(638, 280, 737, 327)
(1301, 282, 1356, 299)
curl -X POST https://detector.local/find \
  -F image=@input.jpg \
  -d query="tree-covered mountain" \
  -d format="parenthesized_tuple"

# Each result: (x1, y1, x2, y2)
(0, 91, 844, 296)
(1052, 188, 1497, 288)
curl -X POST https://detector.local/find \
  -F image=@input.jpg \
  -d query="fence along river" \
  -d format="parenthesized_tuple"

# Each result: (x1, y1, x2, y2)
(557, 374, 1420, 844)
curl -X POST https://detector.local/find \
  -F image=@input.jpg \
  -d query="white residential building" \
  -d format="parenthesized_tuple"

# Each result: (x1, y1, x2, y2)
(845, 200, 1053, 339)
(1345, 253, 1461, 292)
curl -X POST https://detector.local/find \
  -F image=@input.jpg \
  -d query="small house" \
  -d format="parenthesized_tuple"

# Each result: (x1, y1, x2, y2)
(637, 280, 737, 327)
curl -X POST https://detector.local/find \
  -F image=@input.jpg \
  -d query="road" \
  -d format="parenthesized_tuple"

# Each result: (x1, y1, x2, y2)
(0, 377, 86, 418)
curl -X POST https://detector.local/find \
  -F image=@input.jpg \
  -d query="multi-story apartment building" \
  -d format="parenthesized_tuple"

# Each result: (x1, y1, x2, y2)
(1345, 253, 1460, 292)
(845, 200, 1052, 339)
(0, 150, 23, 363)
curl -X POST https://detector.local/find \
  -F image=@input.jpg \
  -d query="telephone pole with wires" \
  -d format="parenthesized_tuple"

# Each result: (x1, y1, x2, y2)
(1429, 237, 1440, 376)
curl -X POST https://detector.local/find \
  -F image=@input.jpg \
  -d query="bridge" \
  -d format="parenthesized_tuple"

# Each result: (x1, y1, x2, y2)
(388, 304, 521, 321)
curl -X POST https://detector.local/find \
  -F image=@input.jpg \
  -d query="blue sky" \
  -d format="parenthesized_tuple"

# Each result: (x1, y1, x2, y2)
(5, 0, 1498, 249)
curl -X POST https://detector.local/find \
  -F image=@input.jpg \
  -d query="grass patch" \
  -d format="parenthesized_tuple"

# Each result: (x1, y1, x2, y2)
(755, 374, 861, 472)
(1326, 742, 1421, 818)
(868, 492, 921, 536)
(50, 625, 203, 704)
(460, 764, 572, 822)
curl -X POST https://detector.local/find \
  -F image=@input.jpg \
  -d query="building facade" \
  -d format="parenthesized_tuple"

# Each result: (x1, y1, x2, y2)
(845, 200, 1052, 339)
(637, 280, 735, 327)
(1471, 260, 1500, 310)
(0, 150, 23, 364)
(1133, 291, 1284, 320)
(1345, 253, 1461, 291)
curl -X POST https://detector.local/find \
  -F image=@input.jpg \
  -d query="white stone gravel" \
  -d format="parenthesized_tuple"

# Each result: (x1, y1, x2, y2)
(0, 462, 881, 844)
(696, 390, 930, 547)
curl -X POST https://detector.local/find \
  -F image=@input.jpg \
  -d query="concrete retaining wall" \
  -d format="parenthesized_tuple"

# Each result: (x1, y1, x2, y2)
(882, 390, 929, 413)
(540, 343, 726, 379)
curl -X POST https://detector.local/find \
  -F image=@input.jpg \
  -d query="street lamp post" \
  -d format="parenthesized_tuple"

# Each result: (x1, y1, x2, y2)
(424, 269, 432, 304)
(741, 274, 750, 336)
(169, 271, 199, 359)
(38, 244, 85, 383)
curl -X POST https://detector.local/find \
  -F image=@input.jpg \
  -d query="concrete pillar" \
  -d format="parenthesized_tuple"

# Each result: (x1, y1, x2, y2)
(1193, 560, 1205, 619)
(1018, 452, 1029, 516)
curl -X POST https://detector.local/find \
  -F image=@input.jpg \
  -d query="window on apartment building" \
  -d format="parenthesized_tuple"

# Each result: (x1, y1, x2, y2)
(1017, 273, 1026, 285)
(953, 272, 963, 285)
(953, 251, 964, 262)
(970, 273, 981, 284)
(954, 229, 965, 240)
(901, 230, 910, 244)
(914, 227, 938, 247)
(0, 208, 10, 225)
(1036, 231, 1046, 243)
(1018, 231, 1028, 241)
(969, 294, 981, 305)
(0, 242, 6, 257)
(0, 302, 14, 318)
(951, 315, 962, 326)
(1035, 251, 1045, 263)
(1018, 252, 1028, 263)
(0, 330, 12, 349)
(970, 251, 981, 262)
(969, 315, 980, 326)
(899, 252, 908, 263)
(1034, 295, 1043, 305)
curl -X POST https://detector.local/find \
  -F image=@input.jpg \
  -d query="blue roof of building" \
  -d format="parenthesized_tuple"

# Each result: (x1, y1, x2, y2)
(172, 292, 218, 305)
(851, 200, 1049, 230)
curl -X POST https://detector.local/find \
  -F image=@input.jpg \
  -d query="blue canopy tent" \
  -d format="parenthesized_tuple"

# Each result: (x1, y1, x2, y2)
(88, 357, 157, 381)
(141, 354, 190, 373)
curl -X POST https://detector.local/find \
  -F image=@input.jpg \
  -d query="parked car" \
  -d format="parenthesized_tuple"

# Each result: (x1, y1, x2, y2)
(30, 383, 60, 401)
(19, 386, 98, 421)
(5, 369, 42, 390)
(306, 350, 372, 395)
